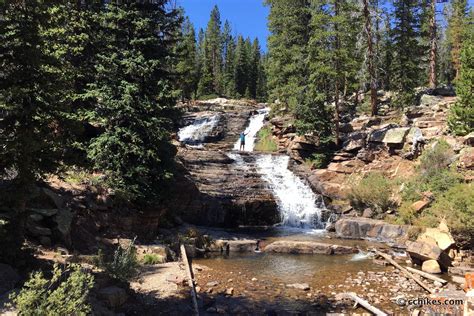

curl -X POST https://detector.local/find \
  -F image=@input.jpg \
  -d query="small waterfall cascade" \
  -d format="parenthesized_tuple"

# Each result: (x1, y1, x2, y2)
(178, 115, 220, 145)
(233, 108, 270, 152)
(256, 154, 326, 229)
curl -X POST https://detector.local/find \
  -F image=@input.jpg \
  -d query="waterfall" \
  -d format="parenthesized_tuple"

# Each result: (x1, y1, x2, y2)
(178, 115, 220, 145)
(256, 155, 325, 229)
(233, 108, 270, 152)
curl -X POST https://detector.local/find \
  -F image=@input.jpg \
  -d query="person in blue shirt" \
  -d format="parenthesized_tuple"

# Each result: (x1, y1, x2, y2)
(239, 131, 248, 151)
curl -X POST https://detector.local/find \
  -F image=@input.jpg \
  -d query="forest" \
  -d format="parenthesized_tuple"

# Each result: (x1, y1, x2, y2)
(0, 0, 473, 315)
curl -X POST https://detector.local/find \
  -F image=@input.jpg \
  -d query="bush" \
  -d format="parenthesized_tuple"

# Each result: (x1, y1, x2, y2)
(419, 139, 454, 178)
(349, 172, 395, 214)
(254, 126, 278, 152)
(400, 169, 462, 202)
(98, 238, 138, 281)
(9, 264, 94, 315)
(304, 152, 333, 169)
(142, 254, 164, 265)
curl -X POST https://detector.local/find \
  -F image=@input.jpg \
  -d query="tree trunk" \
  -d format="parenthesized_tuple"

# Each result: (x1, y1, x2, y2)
(334, 0, 341, 146)
(428, 0, 437, 89)
(363, 0, 377, 116)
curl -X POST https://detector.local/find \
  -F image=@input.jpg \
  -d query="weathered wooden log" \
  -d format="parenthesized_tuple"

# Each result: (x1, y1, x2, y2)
(406, 266, 447, 284)
(373, 249, 435, 294)
(337, 292, 388, 316)
(180, 244, 200, 316)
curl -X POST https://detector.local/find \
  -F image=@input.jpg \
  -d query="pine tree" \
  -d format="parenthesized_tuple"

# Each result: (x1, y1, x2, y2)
(234, 35, 249, 97)
(85, 2, 180, 201)
(447, 0, 468, 81)
(362, 0, 378, 115)
(295, 0, 333, 142)
(222, 20, 236, 97)
(265, 0, 311, 110)
(175, 16, 198, 101)
(448, 11, 473, 136)
(391, 0, 423, 107)
(247, 38, 261, 99)
(203, 5, 223, 95)
(0, 0, 65, 237)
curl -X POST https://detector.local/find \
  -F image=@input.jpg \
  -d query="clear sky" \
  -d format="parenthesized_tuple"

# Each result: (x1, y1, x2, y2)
(176, 0, 270, 51)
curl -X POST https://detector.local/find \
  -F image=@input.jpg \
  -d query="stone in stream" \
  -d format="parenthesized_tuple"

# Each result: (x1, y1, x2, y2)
(263, 241, 357, 255)
(286, 283, 310, 291)
(422, 259, 442, 274)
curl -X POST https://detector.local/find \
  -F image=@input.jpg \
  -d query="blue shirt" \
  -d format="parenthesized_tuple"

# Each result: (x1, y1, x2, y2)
(240, 133, 245, 141)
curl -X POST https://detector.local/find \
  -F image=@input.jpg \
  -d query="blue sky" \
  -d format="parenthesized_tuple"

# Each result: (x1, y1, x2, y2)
(176, 0, 270, 50)
(176, 0, 473, 52)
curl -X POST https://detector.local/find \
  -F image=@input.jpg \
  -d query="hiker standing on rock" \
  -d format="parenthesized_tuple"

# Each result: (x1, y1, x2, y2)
(239, 131, 248, 151)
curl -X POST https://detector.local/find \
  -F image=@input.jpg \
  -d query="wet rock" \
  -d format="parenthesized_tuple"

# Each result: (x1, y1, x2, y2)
(209, 239, 258, 252)
(422, 260, 442, 274)
(0, 263, 20, 295)
(98, 286, 128, 308)
(335, 217, 409, 243)
(286, 283, 310, 291)
(264, 240, 357, 255)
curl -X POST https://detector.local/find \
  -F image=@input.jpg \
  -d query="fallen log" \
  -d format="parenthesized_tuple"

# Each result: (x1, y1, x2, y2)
(337, 292, 388, 316)
(180, 244, 200, 316)
(373, 249, 435, 294)
(406, 267, 447, 285)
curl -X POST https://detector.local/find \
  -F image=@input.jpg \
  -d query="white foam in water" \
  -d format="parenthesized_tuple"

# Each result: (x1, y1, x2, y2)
(178, 115, 219, 144)
(256, 154, 325, 229)
(233, 108, 270, 152)
(350, 250, 373, 261)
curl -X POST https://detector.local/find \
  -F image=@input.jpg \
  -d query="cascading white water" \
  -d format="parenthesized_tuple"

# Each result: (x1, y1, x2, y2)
(178, 115, 220, 145)
(256, 155, 325, 229)
(233, 108, 270, 152)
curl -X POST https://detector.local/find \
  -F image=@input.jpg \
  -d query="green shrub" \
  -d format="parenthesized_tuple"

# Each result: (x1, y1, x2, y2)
(142, 254, 164, 265)
(349, 172, 395, 214)
(254, 126, 278, 152)
(9, 264, 94, 316)
(98, 238, 138, 281)
(401, 169, 462, 202)
(304, 152, 333, 169)
(396, 201, 418, 224)
(419, 139, 454, 178)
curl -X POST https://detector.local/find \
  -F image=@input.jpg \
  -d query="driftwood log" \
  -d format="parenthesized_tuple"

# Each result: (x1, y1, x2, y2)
(405, 266, 447, 284)
(337, 292, 388, 316)
(373, 249, 435, 294)
(180, 244, 200, 316)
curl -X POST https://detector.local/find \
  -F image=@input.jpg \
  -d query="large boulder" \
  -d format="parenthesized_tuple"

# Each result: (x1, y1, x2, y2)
(458, 147, 474, 169)
(335, 217, 409, 244)
(342, 131, 367, 152)
(406, 240, 452, 269)
(383, 127, 410, 145)
(209, 239, 259, 252)
(0, 263, 20, 295)
(420, 94, 443, 107)
(263, 241, 357, 255)
(417, 227, 455, 251)
(368, 124, 399, 143)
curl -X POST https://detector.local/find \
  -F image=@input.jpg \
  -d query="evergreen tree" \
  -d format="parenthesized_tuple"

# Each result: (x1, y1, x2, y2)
(0, 1, 65, 236)
(391, 0, 423, 106)
(203, 5, 223, 95)
(85, 2, 180, 201)
(448, 11, 473, 136)
(247, 38, 261, 99)
(234, 35, 249, 97)
(265, 0, 311, 110)
(380, 13, 394, 90)
(447, 0, 468, 81)
(175, 16, 198, 101)
(222, 20, 236, 97)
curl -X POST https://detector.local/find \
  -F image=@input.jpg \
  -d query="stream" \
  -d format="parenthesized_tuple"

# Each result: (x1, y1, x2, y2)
(176, 106, 421, 314)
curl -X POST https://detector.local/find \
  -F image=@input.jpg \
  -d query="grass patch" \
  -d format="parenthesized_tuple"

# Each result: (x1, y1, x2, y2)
(254, 126, 278, 152)
(142, 254, 164, 265)
(349, 172, 396, 215)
